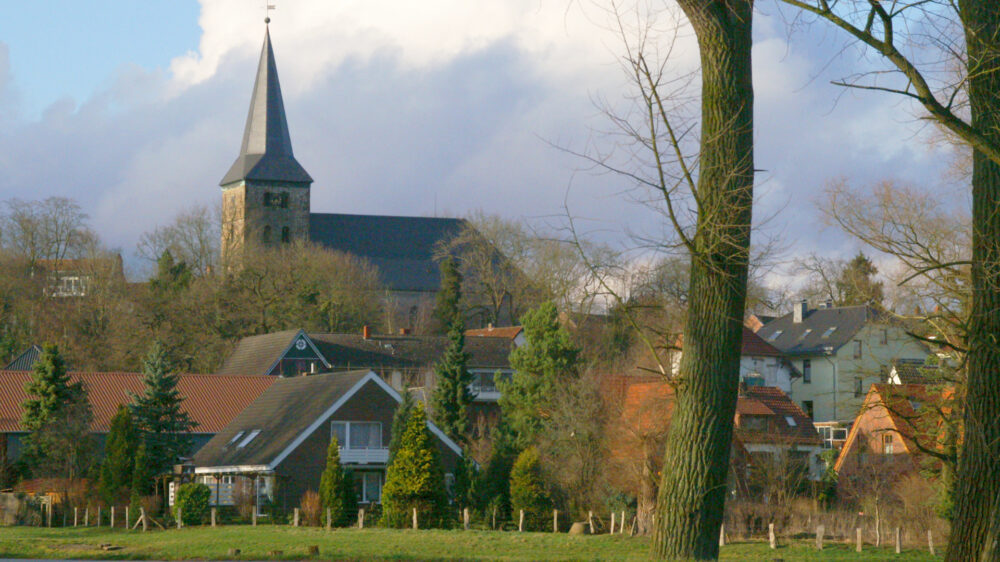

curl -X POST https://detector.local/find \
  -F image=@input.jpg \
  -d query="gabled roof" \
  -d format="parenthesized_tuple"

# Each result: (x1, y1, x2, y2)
(220, 27, 312, 186)
(465, 326, 523, 340)
(736, 386, 821, 446)
(755, 304, 890, 355)
(192, 370, 463, 470)
(310, 332, 512, 371)
(216, 329, 328, 376)
(676, 327, 785, 357)
(889, 359, 944, 385)
(308, 213, 466, 292)
(0, 371, 275, 433)
(3, 345, 42, 371)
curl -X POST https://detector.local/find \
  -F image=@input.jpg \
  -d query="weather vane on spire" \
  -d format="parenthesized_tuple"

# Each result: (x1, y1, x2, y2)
(264, 1, 276, 24)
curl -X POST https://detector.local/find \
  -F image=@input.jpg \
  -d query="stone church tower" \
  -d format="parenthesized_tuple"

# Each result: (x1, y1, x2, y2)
(220, 26, 312, 261)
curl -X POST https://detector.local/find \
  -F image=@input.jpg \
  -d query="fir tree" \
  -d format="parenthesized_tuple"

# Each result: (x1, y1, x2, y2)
(430, 324, 473, 445)
(99, 405, 139, 504)
(509, 447, 552, 531)
(130, 341, 196, 478)
(387, 388, 416, 467)
(21, 344, 78, 432)
(380, 402, 449, 528)
(130, 441, 152, 511)
(499, 302, 580, 447)
(319, 433, 352, 526)
(434, 257, 463, 331)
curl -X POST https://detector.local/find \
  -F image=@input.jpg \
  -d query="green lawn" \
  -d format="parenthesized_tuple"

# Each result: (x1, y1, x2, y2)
(0, 526, 941, 560)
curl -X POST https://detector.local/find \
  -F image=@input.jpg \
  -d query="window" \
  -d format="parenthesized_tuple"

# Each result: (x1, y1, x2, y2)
(802, 359, 811, 383)
(237, 430, 261, 448)
(883, 434, 894, 455)
(261, 225, 271, 243)
(854, 378, 864, 398)
(880, 329, 888, 345)
(331, 421, 382, 449)
(768, 330, 783, 341)
(853, 340, 862, 359)
(821, 326, 837, 338)
(802, 400, 814, 419)
(227, 431, 245, 447)
(798, 329, 812, 341)
(743, 374, 765, 387)
(353, 472, 383, 503)
(281, 226, 290, 243)
(263, 192, 273, 207)
(279, 192, 289, 208)
(741, 416, 767, 432)
(785, 416, 797, 427)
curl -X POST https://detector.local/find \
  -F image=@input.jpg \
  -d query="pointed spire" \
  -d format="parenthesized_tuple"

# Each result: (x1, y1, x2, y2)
(221, 26, 312, 186)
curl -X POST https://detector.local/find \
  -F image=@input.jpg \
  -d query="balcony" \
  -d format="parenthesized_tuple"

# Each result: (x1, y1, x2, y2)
(340, 447, 389, 464)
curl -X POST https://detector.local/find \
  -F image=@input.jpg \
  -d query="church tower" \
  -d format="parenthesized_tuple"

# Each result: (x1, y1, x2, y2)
(220, 25, 312, 261)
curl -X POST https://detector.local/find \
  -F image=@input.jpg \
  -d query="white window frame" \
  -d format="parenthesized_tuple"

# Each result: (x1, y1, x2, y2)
(237, 429, 262, 448)
(360, 472, 383, 503)
(331, 421, 383, 450)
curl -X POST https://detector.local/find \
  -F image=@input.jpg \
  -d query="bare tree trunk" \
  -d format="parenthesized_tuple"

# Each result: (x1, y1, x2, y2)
(652, 0, 754, 559)
(950, 3, 1000, 561)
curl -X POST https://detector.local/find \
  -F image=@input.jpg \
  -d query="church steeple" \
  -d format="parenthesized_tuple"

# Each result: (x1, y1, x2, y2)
(220, 26, 312, 186)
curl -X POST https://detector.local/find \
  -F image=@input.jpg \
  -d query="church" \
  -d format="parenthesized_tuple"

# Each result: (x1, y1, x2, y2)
(219, 25, 469, 328)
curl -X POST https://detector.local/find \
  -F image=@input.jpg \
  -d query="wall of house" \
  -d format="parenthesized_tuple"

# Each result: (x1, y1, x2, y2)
(835, 401, 918, 493)
(789, 324, 928, 423)
(740, 355, 793, 393)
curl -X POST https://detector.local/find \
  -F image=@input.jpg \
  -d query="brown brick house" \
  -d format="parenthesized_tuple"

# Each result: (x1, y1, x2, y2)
(190, 370, 463, 513)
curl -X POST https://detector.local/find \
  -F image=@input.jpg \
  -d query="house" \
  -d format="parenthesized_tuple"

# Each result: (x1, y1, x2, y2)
(885, 358, 946, 385)
(33, 255, 125, 298)
(216, 328, 514, 403)
(833, 383, 956, 495)
(190, 370, 463, 512)
(2, 346, 42, 371)
(755, 301, 929, 423)
(671, 327, 798, 393)
(0, 371, 274, 466)
(465, 325, 525, 348)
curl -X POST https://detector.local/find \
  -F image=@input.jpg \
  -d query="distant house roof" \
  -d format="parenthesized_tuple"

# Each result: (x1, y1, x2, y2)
(755, 304, 894, 355)
(0, 371, 274, 433)
(888, 359, 945, 385)
(216, 329, 320, 376)
(3, 345, 42, 371)
(676, 327, 785, 357)
(192, 370, 462, 470)
(465, 326, 523, 340)
(308, 213, 466, 292)
(34, 255, 125, 278)
(736, 386, 821, 446)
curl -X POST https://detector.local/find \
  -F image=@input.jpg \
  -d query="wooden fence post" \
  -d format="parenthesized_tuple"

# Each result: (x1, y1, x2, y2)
(463, 507, 470, 531)
(140, 507, 148, 532)
(895, 527, 902, 554)
(358, 508, 365, 529)
(519, 510, 524, 532)
(610, 512, 616, 535)
(816, 525, 824, 550)
(125, 506, 130, 530)
(46, 502, 52, 527)
(73, 507, 78, 527)
(293, 507, 300, 527)
(588, 511, 594, 535)
(110, 506, 115, 528)
(211, 507, 217, 527)
(84, 507, 89, 526)
(719, 523, 725, 547)
(768, 523, 776, 549)
(412, 507, 418, 530)
(492, 506, 497, 530)
(326, 508, 331, 530)
(928, 529, 935, 556)
(856, 527, 863, 552)
(620, 511, 625, 535)
(553, 509, 559, 533)
(97, 507, 102, 527)
(252, 508, 257, 527)
(177, 507, 183, 529)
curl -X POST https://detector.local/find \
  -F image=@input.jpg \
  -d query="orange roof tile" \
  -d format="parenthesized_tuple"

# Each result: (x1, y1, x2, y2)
(0, 371, 275, 433)
(465, 326, 523, 340)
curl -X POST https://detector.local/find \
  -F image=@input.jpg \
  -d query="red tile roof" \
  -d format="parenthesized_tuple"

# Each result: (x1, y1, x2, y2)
(0, 371, 275, 433)
(736, 386, 821, 445)
(465, 326, 523, 340)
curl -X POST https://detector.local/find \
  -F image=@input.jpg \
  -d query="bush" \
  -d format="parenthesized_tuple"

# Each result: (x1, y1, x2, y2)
(172, 483, 211, 525)
(300, 490, 321, 526)
(509, 447, 552, 531)
(380, 403, 450, 528)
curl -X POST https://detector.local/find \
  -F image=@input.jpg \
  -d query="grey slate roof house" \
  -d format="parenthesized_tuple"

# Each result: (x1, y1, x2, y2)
(190, 370, 463, 511)
(2, 345, 42, 371)
(218, 25, 478, 329)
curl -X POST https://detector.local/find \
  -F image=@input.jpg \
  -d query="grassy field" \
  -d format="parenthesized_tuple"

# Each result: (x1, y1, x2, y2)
(0, 526, 941, 560)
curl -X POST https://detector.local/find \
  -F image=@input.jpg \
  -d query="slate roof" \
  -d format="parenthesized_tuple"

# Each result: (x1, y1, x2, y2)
(755, 304, 889, 355)
(308, 213, 466, 292)
(736, 386, 821, 446)
(192, 370, 371, 468)
(216, 329, 306, 376)
(3, 346, 42, 371)
(0, 371, 274, 433)
(310, 333, 512, 371)
(220, 27, 312, 186)
(890, 359, 944, 385)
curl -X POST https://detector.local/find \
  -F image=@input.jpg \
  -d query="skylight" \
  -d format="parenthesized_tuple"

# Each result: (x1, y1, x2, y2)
(768, 330, 783, 341)
(821, 327, 838, 338)
(798, 329, 812, 340)
(785, 416, 797, 427)
(237, 430, 262, 448)
(227, 431, 245, 446)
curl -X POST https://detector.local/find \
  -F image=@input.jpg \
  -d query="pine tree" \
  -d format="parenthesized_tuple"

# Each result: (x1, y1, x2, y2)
(319, 433, 351, 526)
(387, 388, 416, 467)
(835, 251, 884, 306)
(499, 301, 580, 447)
(21, 344, 78, 432)
(380, 402, 449, 528)
(130, 341, 195, 479)
(99, 405, 139, 504)
(130, 441, 152, 511)
(434, 257, 463, 332)
(509, 447, 552, 531)
(430, 324, 473, 445)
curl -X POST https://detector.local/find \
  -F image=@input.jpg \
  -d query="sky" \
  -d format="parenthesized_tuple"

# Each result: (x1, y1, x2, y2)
(0, 0, 964, 286)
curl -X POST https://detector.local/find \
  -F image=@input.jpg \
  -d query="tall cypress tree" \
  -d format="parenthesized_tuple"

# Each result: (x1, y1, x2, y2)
(99, 405, 139, 504)
(380, 403, 449, 528)
(434, 257, 462, 332)
(430, 325, 473, 445)
(387, 388, 415, 467)
(318, 434, 351, 526)
(130, 341, 195, 478)
(21, 344, 78, 432)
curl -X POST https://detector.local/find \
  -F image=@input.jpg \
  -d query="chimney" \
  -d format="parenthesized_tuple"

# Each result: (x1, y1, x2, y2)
(399, 328, 411, 336)
(362, 325, 371, 340)
(793, 300, 808, 323)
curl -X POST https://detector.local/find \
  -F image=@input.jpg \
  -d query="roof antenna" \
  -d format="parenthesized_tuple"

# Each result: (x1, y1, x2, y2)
(264, 1, 276, 24)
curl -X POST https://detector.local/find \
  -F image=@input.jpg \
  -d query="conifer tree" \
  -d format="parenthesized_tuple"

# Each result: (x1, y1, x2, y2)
(509, 447, 552, 531)
(380, 402, 449, 528)
(434, 257, 462, 331)
(21, 344, 79, 432)
(499, 301, 580, 447)
(130, 441, 152, 511)
(130, 341, 195, 478)
(99, 405, 139, 504)
(387, 388, 415, 467)
(319, 433, 351, 526)
(430, 324, 473, 445)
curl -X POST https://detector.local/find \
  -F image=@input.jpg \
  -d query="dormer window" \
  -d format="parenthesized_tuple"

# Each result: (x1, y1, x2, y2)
(821, 327, 837, 338)
(785, 416, 797, 427)
(798, 329, 812, 341)
(227, 431, 245, 447)
(237, 429, 262, 448)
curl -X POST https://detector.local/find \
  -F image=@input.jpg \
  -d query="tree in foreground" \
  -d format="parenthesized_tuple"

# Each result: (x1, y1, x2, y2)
(499, 301, 580, 448)
(387, 388, 416, 466)
(319, 433, 352, 526)
(130, 341, 195, 483)
(380, 402, 449, 528)
(509, 447, 552, 531)
(430, 324, 473, 445)
(99, 405, 139, 504)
